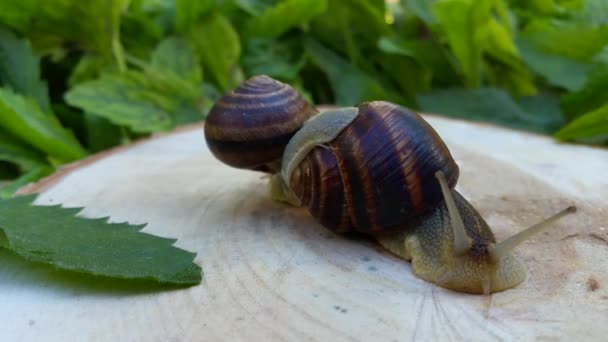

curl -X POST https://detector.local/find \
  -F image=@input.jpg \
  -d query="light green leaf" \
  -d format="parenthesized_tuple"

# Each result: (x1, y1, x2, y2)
(0, 127, 46, 171)
(517, 39, 590, 91)
(519, 20, 608, 61)
(191, 12, 241, 91)
(0, 88, 85, 162)
(0, 26, 50, 110)
(150, 37, 202, 83)
(65, 71, 202, 133)
(245, 0, 328, 38)
(305, 38, 399, 106)
(403, 0, 438, 24)
(417, 87, 564, 133)
(0, 194, 202, 285)
(555, 103, 608, 141)
(432, 0, 482, 87)
(0, 0, 129, 70)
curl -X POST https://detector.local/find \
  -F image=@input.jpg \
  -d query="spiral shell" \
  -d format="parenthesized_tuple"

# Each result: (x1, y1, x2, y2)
(204, 75, 318, 172)
(287, 101, 459, 234)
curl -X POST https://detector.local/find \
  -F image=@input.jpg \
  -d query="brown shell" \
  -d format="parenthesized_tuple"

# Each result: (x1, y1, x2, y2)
(204, 75, 317, 172)
(289, 101, 459, 234)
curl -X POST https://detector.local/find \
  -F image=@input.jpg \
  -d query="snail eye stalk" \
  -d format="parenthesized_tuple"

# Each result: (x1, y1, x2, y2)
(435, 171, 471, 256)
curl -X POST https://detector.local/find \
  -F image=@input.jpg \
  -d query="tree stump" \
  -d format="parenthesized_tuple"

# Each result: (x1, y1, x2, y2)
(2, 114, 607, 341)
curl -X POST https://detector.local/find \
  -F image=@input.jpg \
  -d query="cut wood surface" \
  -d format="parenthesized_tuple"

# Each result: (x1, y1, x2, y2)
(2, 114, 608, 341)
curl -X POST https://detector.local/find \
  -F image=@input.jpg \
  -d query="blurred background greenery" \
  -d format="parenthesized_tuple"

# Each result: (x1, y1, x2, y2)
(0, 0, 607, 196)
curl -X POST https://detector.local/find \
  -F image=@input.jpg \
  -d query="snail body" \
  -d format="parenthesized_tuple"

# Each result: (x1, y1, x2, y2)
(205, 75, 576, 294)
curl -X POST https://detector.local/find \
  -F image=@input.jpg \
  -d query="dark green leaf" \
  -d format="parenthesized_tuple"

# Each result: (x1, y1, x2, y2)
(403, 0, 438, 24)
(0, 165, 53, 199)
(417, 87, 563, 133)
(84, 114, 124, 153)
(245, 0, 328, 38)
(191, 12, 241, 91)
(560, 64, 608, 119)
(0, 127, 46, 171)
(305, 38, 399, 106)
(0, 26, 50, 110)
(242, 37, 306, 80)
(150, 37, 202, 83)
(0, 88, 85, 162)
(555, 104, 608, 141)
(0, 194, 202, 285)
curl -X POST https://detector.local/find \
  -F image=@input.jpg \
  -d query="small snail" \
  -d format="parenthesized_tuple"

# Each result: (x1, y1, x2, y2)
(204, 75, 318, 173)
(205, 75, 576, 294)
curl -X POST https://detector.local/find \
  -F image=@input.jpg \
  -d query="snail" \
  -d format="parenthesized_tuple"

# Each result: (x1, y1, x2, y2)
(204, 75, 318, 173)
(205, 75, 576, 295)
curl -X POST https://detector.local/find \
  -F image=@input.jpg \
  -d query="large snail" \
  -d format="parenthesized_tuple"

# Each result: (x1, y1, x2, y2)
(204, 75, 576, 295)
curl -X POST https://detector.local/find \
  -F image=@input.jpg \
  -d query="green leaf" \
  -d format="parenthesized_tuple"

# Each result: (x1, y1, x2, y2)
(378, 36, 460, 87)
(305, 38, 399, 106)
(0, 127, 46, 171)
(555, 103, 608, 141)
(0, 165, 53, 199)
(191, 12, 241, 91)
(417, 87, 564, 133)
(519, 20, 608, 61)
(517, 39, 590, 91)
(242, 36, 306, 80)
(175, 0, 213, 33)
(84, 114, 124, 153)
(0, 26, 50, 110)
(245, 0, 328, 38)
(560, 64, 608, 119)
(432, 0, 483, 87)
(0, 88, 85, 162)
(0, 0, 129, 70)
(403, 0, 438, 24)
(65, 71, 202, 133)
(150, 37, 202, 83)
(0, 194, 202, 285)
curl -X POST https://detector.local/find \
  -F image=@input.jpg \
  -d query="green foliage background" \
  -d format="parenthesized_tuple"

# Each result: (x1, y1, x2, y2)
(0, 0, 607, 194)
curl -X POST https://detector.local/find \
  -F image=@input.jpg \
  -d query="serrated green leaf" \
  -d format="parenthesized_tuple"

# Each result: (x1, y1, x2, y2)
(0, 88, 85, 162)
(305, 38, 399, 106)
(417, 87, 564, 133)
(245, 0, 328, 38)
(0, 26, 50, 110)
(555, 103, 608, 141)
(191, 12, 241, 91)
(65, 71, 203, 133)
(0, 127, 46, 171)
(150, 37, 202, 83)
(0, 194, 202, 285)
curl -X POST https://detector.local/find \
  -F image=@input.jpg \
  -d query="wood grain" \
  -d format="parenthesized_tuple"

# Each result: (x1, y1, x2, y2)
(2, 115, 607, 341)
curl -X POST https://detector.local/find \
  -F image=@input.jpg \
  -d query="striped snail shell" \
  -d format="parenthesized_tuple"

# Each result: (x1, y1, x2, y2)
(204, 75, 318, 172)
(282, 101, 459, 234)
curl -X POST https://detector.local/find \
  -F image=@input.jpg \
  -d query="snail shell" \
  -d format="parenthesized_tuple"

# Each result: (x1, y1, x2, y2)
(204, 75, 318, 172)
(283, 101, 459, 234)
